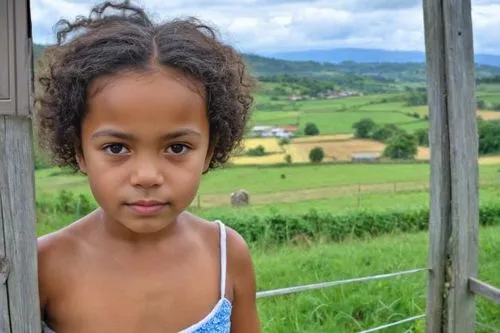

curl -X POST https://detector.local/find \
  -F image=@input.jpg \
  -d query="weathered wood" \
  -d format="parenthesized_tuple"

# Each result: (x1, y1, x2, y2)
(423, 0, 452, 331)
(0, 116, 41, 333)
(0, 119, 13, 333)
(443, 1, 479, 332)
(0, 0, 16, 114)
(13, 0, 33, 116)
(423, 0, 479, 332)
(0, 0, 41, 332)
(469, 278, 500, 305)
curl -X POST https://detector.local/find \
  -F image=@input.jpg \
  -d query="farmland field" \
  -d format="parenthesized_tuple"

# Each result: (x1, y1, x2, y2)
(253, 225, 500, 333)
(34, 85, 500, 332)
(36, 162, 500, 209)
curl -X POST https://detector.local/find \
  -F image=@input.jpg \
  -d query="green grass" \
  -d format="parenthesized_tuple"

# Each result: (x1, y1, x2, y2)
(357, 102, 409, 112)
(191, 185, 500, 218)
(250, 111, 299, 126)
(36, 163, 500, 198)
(298, 111, 418, 134)
(252, 224, 500, 332)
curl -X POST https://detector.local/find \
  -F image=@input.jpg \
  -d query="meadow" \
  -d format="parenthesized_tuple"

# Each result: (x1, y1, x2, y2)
(34, 85, 500, 332)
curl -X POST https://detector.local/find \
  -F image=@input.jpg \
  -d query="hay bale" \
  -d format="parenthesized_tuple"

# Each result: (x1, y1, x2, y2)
(230, 190, 250, 206)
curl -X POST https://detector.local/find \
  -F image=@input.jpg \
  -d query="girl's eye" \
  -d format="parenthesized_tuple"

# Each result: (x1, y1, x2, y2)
(104, 143, 129, 155)
(167, 144, 189, 155)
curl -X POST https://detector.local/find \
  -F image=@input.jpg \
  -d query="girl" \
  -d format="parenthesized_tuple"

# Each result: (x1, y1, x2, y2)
(36, 1, 260, 332)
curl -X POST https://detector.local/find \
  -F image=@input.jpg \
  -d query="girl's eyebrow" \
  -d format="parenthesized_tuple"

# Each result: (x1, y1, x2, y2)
(91, 128, 202, 141)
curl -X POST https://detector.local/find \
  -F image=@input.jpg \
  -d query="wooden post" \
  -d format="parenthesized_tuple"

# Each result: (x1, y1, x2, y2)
(423, 0, 479, 332)
(0, 0, 41, 332)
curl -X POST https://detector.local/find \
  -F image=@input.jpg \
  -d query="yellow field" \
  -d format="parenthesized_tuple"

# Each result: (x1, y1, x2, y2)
(241, 137, 283, 153)
(477, 111, 500, 121)
(230, 153, 287, 165)
(286, 139, 386, 162)
(293, 134, 354, 143)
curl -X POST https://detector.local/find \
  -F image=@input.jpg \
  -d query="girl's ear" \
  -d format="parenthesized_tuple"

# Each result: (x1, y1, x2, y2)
(76, 151, 87, 174)
(203, 141, 216, 173)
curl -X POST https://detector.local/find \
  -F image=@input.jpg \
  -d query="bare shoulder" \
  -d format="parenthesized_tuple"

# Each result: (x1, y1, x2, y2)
(37, 219, 88, 310)
(224, 225, 261, 332)
(225, 225, 253, 271)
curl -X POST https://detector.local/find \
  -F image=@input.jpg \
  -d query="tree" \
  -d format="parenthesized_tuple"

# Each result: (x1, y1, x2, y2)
(309, 147, 325, 163)
(406, 91, 427, 106)
(304, 122, 320, 136)
(383, 132, 418, 160)
(352, 118, 376, 139)
(284, 154, 292, 164)
(477, 99, 487, 110)
(478, 119, 500, 154)
(246, 145, 266, 156)
(371, 124, 403, 142)
(279, 137, 291, 146)
(414, 128, 429, 146)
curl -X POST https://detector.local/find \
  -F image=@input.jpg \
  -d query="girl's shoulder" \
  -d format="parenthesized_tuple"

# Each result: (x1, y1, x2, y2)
(187, 213, 255, 292)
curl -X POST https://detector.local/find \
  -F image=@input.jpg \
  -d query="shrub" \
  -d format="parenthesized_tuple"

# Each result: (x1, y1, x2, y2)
(383, 132, 418, 160)
(304, 122, 320, 136)
(202, 205, 500, 245)
(279, 137, 291, 146)
(309, 147, 325, 163)
(352, 118, 376, 139)
(246, 145, 266, 156)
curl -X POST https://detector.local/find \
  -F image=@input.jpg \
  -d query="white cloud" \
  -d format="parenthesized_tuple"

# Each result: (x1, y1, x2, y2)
(29, 0, 500, 55)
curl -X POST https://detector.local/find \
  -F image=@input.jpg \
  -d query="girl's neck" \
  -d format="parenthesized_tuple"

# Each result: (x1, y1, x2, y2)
(94, 208, 183, 249)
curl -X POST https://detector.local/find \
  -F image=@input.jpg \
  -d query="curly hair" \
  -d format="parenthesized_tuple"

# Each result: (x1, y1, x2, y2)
(36, 0, 255, 171)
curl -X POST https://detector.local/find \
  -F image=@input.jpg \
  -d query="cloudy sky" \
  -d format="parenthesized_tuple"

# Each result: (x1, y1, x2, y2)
(30, 0, 500, 55)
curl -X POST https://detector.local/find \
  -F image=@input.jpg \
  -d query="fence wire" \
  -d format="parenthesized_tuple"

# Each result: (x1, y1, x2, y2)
(477, 321, 500, 333)
(357, 314, 426, 333)
(256, 268, 426, 299)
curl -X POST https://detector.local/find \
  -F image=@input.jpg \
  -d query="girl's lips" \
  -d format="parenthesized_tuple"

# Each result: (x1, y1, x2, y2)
(126, 200, 169, 215)
(128, 203, 166, 215)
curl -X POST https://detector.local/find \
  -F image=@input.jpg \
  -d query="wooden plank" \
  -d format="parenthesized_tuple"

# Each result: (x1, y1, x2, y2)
(0, 0, 16, 115)
(469, 278, 500, 305)
(0, 0, 11, 99)
(443, 0, 479, 332)
(423, 0, 452, 332)
(0, 119, 12, 333)
(0, 0, 41, 331)
(0, 116, 40, 333)
(13, 0, 32, 116)
(423, 0, 479, 332)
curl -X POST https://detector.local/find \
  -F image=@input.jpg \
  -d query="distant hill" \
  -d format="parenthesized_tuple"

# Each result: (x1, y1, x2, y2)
(263, 47, 500, 67)
(33, 44, 500, 86)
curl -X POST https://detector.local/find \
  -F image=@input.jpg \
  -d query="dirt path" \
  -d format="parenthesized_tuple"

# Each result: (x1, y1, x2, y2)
(194, 179, 498, 208)
(194, 181, 432, 208)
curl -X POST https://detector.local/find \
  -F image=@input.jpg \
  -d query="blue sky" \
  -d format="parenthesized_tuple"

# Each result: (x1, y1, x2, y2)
(30, 0, 500, 54)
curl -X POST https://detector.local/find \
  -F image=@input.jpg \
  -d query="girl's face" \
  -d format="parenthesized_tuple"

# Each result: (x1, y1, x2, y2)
(77, 67, 212, 235)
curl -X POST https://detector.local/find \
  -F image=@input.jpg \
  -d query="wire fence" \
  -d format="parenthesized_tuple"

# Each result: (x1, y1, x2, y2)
(255, 267, 500, 332)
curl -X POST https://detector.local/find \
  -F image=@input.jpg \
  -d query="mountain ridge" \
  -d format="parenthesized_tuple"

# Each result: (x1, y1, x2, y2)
(262, 47, 500, 67)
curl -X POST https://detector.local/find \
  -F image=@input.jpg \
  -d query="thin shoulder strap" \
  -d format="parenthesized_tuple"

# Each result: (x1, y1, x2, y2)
(216, 220, 227, 298)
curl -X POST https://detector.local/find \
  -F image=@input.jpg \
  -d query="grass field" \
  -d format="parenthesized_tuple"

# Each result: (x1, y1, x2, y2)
(298, 111, 424, 135)
(192, 185, 500, 218)
(249, 88, 500, 141)
(253, 225, 500, 332)
(36, 163, 500, 212)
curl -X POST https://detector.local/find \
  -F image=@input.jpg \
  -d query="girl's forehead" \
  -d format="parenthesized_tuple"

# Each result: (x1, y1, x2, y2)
(85, 69, 208, 131)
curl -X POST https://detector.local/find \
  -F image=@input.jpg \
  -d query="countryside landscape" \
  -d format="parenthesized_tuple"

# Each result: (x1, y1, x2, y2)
(33, 45, 500, 332)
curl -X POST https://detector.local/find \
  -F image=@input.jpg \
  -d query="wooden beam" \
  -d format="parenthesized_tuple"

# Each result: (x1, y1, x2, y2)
(0, 0, 41, 332)
(469, 278, 500, 305)
(423, 0, 479, 332)
(443, 1, 479, 332)
(423, 0, 451, 330)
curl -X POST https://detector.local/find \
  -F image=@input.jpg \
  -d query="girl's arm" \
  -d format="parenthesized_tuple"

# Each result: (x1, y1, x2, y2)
(227, 228, 261, 333)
